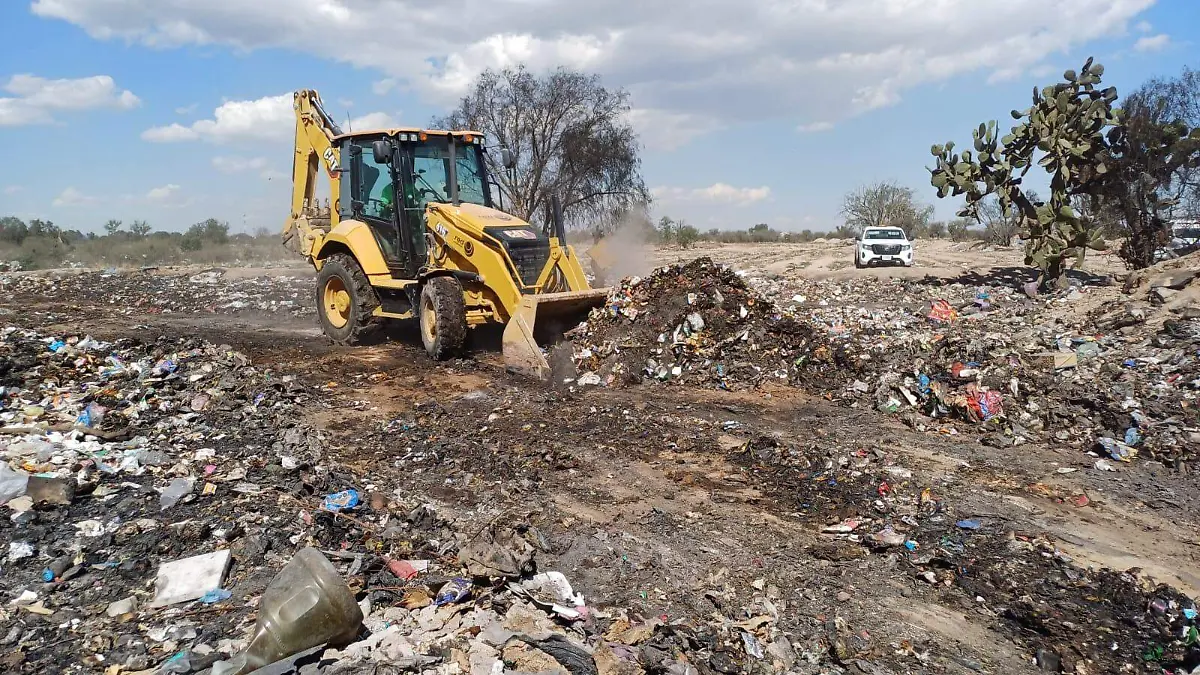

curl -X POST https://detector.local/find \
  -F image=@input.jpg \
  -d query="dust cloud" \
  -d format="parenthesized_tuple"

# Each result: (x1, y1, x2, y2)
(582, 209, 653, 285)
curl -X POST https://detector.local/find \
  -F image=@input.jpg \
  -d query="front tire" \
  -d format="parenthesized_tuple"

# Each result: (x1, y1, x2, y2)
(315, 253, 380, 344)
(419, 276, 467, 360)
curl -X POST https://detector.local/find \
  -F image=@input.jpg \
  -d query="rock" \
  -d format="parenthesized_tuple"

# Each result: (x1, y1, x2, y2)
(468, 642, 502, 675)
(709, 651, 740, 674)
(765, 636, 796, 670)
(1151, 287, 1179, 305)
(1150, 272, 1197, 291)
(837, 591, 853, 602)
(230, 534, 269, 562)
(1035, 648, 1061, 671)
(25, 476, 75, 506)
(106, 596, 137, 618)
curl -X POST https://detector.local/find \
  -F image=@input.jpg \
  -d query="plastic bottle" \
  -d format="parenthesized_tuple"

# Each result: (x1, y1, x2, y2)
(211, 548, 363, 675)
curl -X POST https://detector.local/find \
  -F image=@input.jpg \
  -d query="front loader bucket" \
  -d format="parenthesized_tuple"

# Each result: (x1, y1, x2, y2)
(502, 288, 611, 379)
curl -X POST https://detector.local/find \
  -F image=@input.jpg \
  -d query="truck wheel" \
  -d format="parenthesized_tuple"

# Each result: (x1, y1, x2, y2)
(854, 255, 863, 269)
(419, 276, 467, 360)
(316, 253, 381, 344)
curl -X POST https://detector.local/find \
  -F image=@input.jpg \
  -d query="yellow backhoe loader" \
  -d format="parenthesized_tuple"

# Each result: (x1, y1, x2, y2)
(281, 89, 609, 378)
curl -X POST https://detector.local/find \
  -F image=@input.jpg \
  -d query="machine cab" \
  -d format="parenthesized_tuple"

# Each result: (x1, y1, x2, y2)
(337, 129, 507, 278)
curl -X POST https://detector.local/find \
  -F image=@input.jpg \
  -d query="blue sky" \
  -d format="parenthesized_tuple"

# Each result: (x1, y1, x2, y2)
(0, 0, 1196, 234)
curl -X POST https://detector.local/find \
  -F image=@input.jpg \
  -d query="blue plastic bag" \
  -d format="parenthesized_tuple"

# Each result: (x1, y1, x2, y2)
(435, 577, 472, 606)
(323, 488, 360, 512)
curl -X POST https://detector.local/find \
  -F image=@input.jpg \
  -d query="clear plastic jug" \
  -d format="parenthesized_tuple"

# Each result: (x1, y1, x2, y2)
(211, 547, 363, 675)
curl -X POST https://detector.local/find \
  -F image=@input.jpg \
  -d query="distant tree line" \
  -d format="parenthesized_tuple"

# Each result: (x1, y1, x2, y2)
(646, 215, 993, 248)
(0, 215, 266, 270)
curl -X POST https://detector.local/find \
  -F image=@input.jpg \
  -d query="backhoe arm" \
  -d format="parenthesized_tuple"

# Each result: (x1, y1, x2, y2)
(281, 89, 345, 257)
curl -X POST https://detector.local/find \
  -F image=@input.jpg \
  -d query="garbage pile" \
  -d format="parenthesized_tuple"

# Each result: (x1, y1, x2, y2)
(736, 433, 1200, 674)
(0, 268, 313, 318)
(568, 257, 847, 390)
(0, 326, 328, 672)
(571, 255, 1200, 467)
(0, 325, 809, 675)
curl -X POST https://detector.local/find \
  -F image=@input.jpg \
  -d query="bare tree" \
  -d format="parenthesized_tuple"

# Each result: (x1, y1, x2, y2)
(432, 65, 649, 231)
(129, 220, 152, 237)
(947, 218, 974, 242)
(1096, 67, 1200, 268)
(976, 190, 1038, 246)
(841, 181, 934, 238)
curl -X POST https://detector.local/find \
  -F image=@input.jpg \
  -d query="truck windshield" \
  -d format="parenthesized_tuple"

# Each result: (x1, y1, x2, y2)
(410, 138, 488, 207)
(864, 229, 905, 239)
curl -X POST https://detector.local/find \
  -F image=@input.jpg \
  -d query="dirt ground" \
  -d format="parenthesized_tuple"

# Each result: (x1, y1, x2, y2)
(3, 239, 1198, 675)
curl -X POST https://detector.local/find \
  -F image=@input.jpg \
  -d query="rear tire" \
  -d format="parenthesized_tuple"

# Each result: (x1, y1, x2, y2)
(420, 276, 467, 360)
(316, 253, 381, 344)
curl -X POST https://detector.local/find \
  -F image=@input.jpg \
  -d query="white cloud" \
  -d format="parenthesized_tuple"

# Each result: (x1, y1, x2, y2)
(212, 155, 269, 173)
(1134, 34, 1171, 52)
(141, 183, 192, 208)
(212, 155, 285, 180)
(142, 122, 200, 142)
(2, 185, 24, 195)
(52, 186, 102, 207)
(652, 183, 772, 205)
(145, 183, 182, 203)
(175, 103, 197, 115)
(142, 93, 293, 143)
(372, 78, 397, 95)
(797, 121, 834, 133)
(143, 93, 396, 144)
(32, 0, 1155, 142)
(1135, 20, 1153, 33)
(0, 74, 139, 126)
(625, 108, 725, 151)
(348, 111, 398, 131)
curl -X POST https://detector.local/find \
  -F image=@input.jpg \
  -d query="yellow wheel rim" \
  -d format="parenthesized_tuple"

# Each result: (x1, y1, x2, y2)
(323, 276, 352, 329)
(421, 294, 436, 344)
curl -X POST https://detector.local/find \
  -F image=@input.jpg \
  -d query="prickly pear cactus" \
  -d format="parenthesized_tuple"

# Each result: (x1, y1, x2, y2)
(929, 58, 1119, 284)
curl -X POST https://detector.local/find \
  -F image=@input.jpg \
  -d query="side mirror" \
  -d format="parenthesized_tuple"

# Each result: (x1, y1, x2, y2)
(371, 140, 392, 165)
(499, 148, 515, 169)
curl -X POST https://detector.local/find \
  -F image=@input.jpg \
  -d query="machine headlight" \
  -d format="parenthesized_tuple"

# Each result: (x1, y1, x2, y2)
(900, 245, 911, 251)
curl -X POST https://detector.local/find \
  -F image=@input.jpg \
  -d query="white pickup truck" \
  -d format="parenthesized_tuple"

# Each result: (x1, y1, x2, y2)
(854, 227, 914, 268)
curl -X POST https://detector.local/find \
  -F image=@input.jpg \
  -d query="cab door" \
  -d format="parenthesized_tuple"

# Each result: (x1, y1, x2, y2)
(348, 137, 406, 275)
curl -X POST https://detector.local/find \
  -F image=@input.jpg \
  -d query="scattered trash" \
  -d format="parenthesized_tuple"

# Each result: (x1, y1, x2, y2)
(323, 488, 360, 512)
(926, 299, 958, 324)
(385, 559, 420, 580)
(202, 588, 233, 604)
(510, 571, 588, 620)
(434, 577, 473, 607)
(150, 550, 232, 607)
(160, 477, 194, 511)
(1, 249, 1197, 675)
(212, 548, 362, 675)
(106, 596, 137, 617)
(1097, 437, 1138, 463)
